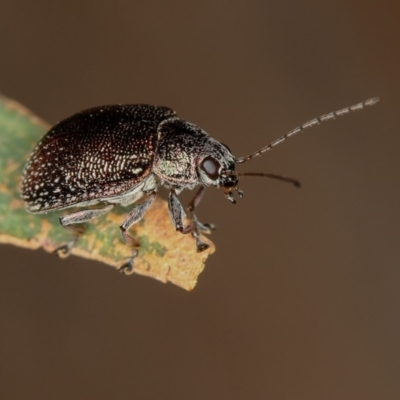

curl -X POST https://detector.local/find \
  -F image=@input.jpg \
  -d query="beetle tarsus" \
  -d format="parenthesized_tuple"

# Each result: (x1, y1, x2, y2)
(54, 240, 75, 258)
(196, 221, 216, 234)
(118, 250, 138, 275)
(195, 238, 210, 252)
(54, 220, 87, 258)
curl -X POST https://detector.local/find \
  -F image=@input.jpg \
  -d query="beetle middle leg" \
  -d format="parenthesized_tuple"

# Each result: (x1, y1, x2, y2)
(168, 189, 210, 252)
(118, 192, 157, 275)
(187, 186, 216, 234)
(56, 204, 115, 258)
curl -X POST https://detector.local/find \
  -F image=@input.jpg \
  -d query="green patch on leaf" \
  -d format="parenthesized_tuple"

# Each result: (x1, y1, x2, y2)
(138, 235, 167, 257)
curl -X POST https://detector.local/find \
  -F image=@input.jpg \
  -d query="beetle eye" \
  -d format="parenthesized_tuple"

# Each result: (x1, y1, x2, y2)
(201, 157, 220, 180)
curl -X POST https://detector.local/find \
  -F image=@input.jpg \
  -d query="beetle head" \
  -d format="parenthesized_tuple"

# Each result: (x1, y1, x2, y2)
(197, 138, 242, 203)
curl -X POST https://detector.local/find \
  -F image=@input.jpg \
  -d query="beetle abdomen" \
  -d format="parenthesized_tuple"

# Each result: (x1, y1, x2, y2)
(21, 104, 176, 212)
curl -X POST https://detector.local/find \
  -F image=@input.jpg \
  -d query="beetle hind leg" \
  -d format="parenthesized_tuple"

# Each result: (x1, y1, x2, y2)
(118, 192, 157, 275)
(55, 204, 114, 258)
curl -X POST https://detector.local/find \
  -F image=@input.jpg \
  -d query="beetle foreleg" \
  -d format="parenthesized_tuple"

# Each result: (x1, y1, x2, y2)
(168, 189, 210, 252)
(56, 204, 115, 258)
(119, 192, 157, 275)
(187, 186, 216, 234)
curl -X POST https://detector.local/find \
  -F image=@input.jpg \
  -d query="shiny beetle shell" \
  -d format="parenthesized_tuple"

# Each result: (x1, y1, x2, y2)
(21, 104, 177, 212)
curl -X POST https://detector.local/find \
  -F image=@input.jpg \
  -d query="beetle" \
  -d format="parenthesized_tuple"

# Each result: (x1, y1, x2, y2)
(21, 98, 378, 273)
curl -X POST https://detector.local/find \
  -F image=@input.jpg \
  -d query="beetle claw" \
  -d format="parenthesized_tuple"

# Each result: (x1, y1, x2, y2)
(203, 222, 216, 232)
(54, 241, 75, 258)
(118, 250, 138, 275)
(196, 238, 210, 252)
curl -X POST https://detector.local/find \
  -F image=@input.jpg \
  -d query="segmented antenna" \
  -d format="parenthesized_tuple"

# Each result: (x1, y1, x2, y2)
(235, 97, 379, 164)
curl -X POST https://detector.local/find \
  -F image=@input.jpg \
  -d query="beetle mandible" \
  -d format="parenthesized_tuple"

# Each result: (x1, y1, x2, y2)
(21, 98, 379, 273)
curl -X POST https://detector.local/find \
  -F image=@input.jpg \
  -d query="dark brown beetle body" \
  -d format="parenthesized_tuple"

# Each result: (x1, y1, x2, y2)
(22, 105, 176, 212)
(21, 99, 379, 273)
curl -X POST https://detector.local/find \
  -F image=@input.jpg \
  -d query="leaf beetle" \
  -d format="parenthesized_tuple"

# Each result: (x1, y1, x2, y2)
(21, 98, 379, 273)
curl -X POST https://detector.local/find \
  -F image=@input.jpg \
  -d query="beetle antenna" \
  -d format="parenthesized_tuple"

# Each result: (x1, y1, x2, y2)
(235, 97, 379, 164)
(237, 172, 301, 187)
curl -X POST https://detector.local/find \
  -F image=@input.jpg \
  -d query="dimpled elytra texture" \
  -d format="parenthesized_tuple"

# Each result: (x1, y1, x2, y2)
(21, 104, 176, 212)
(0, 95, 214, 290)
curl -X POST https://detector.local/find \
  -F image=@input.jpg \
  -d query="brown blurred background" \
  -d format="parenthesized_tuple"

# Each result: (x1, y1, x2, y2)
(1, 1, 399, 399)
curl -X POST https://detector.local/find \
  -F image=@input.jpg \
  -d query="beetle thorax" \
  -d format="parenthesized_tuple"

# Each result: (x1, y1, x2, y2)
(197, 138, 237, 188)
(153, 118, 209, 189)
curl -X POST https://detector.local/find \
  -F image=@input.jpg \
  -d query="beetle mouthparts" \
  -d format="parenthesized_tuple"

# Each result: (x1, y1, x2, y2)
(223, 186, 244, 204)
(223, 188, 236, 204)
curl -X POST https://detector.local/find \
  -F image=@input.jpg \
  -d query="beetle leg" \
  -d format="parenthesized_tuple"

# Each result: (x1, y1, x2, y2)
(118, 192, 157, 275)
(187, 186, 216, 234)
(168, 189, 210, 252)
(55, 204, 115, 258)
